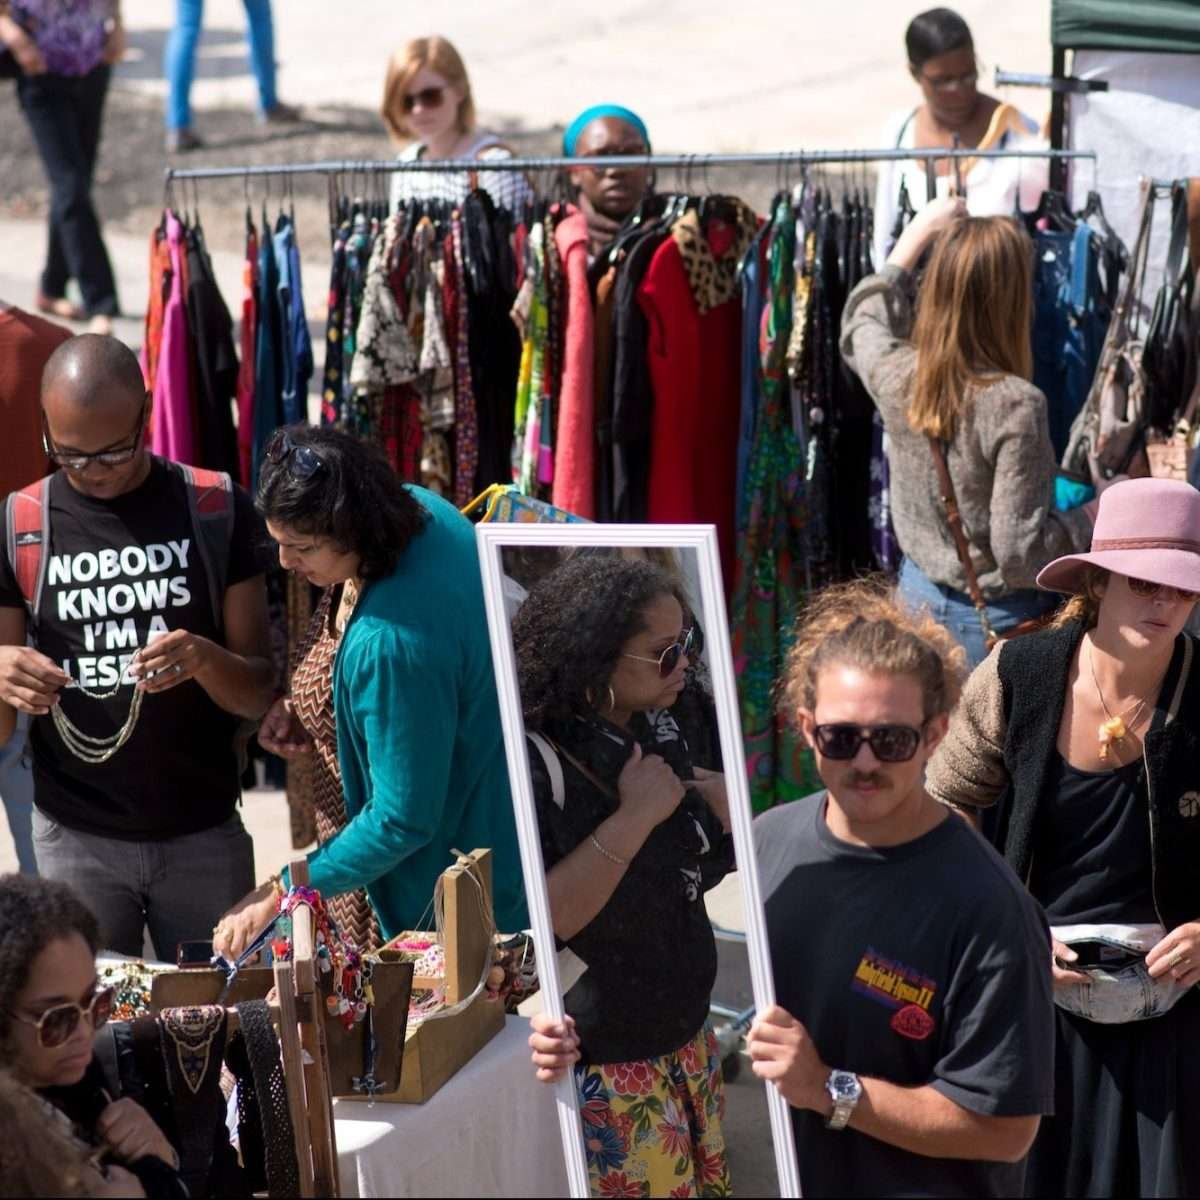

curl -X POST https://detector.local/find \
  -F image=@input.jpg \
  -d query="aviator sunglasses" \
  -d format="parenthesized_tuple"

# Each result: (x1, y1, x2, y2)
(266, 430, 324, 480)
(1126, 575, 1200, 603)
(9, 984, 115, 1048)
(403, 86, 446, 113)
(622, 627, 697, 678)
(813, 723, 927, 763)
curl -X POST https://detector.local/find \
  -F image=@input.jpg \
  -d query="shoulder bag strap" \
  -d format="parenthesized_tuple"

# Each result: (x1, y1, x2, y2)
(526, 731, 566, 811)
(927, 436, 997, 647)
(546, 735, 620, 802)
(1187, 179, 1200, 277)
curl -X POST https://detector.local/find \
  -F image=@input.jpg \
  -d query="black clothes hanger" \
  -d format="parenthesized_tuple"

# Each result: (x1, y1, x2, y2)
(1033, 189, 1075, 233)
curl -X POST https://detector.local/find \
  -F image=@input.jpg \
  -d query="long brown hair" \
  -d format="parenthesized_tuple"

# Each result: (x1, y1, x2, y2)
(1049, 567, 1109, 630)
(381, 36, 476, 144)
(908, 216, 1034, 441)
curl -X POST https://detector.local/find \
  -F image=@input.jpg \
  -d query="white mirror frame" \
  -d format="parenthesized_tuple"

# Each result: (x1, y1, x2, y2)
(477, 522, 802, 1199)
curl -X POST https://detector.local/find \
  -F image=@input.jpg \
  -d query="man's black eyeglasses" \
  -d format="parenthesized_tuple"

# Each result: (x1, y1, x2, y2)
(812, 723, 927, 763)
(266, 430, 324, 480)
(42, 397, 147, 472)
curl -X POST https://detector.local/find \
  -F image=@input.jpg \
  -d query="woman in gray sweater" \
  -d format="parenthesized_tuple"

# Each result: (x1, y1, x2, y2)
(841, 197, 1095, 665)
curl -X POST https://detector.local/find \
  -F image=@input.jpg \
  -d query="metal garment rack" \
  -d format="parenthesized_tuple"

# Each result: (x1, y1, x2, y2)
(163, 145, 1096, 186)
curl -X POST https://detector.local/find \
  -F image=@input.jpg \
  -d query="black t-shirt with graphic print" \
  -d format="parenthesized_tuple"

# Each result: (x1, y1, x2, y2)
(0, 460, 268, 839)
(530, 708, 735, 1065)
(754, 793, 1055, 1199)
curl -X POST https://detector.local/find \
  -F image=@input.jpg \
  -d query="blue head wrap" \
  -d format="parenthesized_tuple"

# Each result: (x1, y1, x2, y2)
(563, 104, 651, 156)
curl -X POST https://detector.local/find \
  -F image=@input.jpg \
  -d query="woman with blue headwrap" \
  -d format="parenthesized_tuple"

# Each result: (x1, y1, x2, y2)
(564, 104, 653, 260)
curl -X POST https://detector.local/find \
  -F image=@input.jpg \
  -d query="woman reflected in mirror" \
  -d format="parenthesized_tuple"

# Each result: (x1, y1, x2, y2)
(514, 555, 734, 1195)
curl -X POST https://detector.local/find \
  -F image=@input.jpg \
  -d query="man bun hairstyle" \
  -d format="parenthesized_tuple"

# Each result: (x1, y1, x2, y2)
(781, 577, 966, 723)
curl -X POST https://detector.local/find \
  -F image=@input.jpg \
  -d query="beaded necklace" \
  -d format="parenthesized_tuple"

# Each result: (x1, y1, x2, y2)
(52, 657, 144, 763)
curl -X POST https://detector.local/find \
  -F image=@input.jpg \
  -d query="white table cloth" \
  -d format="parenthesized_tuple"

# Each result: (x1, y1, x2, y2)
(335, 1016, 570, 1198)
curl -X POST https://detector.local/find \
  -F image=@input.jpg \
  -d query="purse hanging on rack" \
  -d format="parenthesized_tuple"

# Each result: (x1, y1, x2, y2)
(928, 437, 1053, 650)
(1144, 179, 1200, 481)
(1062, 178, 1155, 484)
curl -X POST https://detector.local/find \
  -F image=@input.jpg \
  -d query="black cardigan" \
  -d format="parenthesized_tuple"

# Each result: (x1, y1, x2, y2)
(994, 621, 1200, 932)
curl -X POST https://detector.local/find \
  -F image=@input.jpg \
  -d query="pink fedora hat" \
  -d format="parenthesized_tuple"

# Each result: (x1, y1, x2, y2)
(1037, 477, 1200, 594)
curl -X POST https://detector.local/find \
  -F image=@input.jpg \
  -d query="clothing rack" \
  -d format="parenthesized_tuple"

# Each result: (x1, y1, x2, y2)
(162, 145, 1096, 186)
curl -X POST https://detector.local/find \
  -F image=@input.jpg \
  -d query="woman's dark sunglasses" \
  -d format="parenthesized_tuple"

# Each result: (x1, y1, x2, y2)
(813, 723, 926, 763)
(266, 430, 324, 480)
(1127, 575, 1200, 603)
(622, 627, 697, 678)
(403, 86, 445, 113)
(10, 985, 114, 1048)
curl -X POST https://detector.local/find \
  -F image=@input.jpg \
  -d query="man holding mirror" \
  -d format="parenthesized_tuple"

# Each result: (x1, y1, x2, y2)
(514, 553, 736, 1196)
(746, 580, 1054, 1196)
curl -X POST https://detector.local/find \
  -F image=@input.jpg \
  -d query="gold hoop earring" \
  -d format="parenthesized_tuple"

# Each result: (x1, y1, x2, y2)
(606, 686, 616, 714)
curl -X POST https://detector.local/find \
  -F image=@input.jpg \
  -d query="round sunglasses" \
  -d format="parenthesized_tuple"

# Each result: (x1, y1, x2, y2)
(1126, 575, 1200, 603)
(10, 984, 115, 1048)
(622, 627, 696, 678)
(813, 723, 926, 763)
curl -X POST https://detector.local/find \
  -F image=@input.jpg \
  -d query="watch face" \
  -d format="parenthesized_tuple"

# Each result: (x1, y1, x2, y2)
(829, 1071, 861, 1102)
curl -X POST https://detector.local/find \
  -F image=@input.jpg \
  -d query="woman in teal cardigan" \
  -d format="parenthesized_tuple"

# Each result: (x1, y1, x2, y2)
(213, 426, 526, 956)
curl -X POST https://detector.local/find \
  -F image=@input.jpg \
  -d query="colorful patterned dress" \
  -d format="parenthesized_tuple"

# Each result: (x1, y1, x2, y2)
(731, 197, 821, 812)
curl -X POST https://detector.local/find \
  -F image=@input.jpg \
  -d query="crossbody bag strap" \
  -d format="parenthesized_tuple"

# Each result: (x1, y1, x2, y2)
(927, 436, 997, 646)
(547, 736, 620, 802)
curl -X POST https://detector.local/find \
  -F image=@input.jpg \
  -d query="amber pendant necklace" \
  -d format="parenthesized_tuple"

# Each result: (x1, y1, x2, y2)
(1087, 638, 1147, 762)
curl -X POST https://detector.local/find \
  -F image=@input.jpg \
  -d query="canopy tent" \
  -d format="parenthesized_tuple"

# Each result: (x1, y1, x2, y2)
(1052, 0, 1200, 54)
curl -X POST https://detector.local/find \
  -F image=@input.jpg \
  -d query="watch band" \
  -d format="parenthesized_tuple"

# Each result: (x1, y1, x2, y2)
(824, 1069, 862, 1131)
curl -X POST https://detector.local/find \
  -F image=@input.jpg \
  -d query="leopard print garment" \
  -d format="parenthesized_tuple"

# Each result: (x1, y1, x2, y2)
(670, 199, 759, 315)
(289, 589, 379, 951)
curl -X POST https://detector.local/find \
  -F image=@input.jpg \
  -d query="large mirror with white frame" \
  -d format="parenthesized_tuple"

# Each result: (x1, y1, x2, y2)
(477, 523, 801, 1199)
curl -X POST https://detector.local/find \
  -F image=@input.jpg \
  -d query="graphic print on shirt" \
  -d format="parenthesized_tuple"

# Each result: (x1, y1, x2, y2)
(47, 539, 192, 689)
(852, 946, 939, 1041)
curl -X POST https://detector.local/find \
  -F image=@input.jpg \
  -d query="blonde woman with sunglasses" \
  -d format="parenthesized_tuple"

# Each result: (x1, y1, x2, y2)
(380, 35, 531, 212)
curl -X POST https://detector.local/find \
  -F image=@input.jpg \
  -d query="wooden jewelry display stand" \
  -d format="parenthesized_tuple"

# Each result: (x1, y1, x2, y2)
(361, 847, 506, 1104)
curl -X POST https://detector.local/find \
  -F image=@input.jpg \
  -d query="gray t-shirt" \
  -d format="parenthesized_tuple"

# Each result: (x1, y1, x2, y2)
(755, 792, 1054, 1198)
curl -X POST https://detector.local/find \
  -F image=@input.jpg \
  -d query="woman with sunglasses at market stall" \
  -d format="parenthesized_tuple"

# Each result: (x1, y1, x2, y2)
(212, 425, 527, 961)
(928, 476, 1200, 1197)
(0, 873, 185, 1199)
(380, 34, 531, 213)
(514, 554, 735, 1196)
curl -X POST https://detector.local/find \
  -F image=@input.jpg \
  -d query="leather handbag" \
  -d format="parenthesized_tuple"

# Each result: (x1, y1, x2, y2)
(928, 437, 1054, 650)
(1062, 179, 1155, 483)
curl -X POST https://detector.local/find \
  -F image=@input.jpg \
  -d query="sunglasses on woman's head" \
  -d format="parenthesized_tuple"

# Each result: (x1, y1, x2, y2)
(1126, 575, 1200, 603)
(622, 627, 696, 678)
(813, 723, 926, 763)
(265, 431, 324, 480)
(403, 86, 445, 113)
(10, 985, 114, 1048)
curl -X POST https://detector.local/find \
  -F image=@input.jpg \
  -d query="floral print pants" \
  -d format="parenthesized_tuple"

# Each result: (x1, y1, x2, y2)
(575, 1025, 732, 1198)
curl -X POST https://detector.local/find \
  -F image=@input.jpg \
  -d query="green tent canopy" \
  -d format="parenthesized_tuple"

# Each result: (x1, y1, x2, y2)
(1052, 0, 1200, 53)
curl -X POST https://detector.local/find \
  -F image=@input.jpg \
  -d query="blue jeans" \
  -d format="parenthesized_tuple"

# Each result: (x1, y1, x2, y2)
(898, 558, 1059, 669)
(164, 0, 278, 130)
(0, 717, 36, 874)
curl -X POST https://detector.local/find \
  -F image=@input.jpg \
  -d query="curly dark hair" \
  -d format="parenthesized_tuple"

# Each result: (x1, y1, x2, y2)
(255, 425, 428, 582)
(0, 875, 100, 1055)
(513, 556, 686, 729)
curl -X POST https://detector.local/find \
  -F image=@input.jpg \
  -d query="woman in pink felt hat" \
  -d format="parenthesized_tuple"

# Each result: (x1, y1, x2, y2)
(927, 476, 1200, 1197)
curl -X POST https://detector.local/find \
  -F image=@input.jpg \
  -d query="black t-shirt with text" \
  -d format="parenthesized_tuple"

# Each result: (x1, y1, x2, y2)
(754, 793, 1055, 1199)
(0, 460, 267, 839)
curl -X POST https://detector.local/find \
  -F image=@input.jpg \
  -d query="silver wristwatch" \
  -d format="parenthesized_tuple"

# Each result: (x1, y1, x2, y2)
(824, 1069, 863, 1130)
